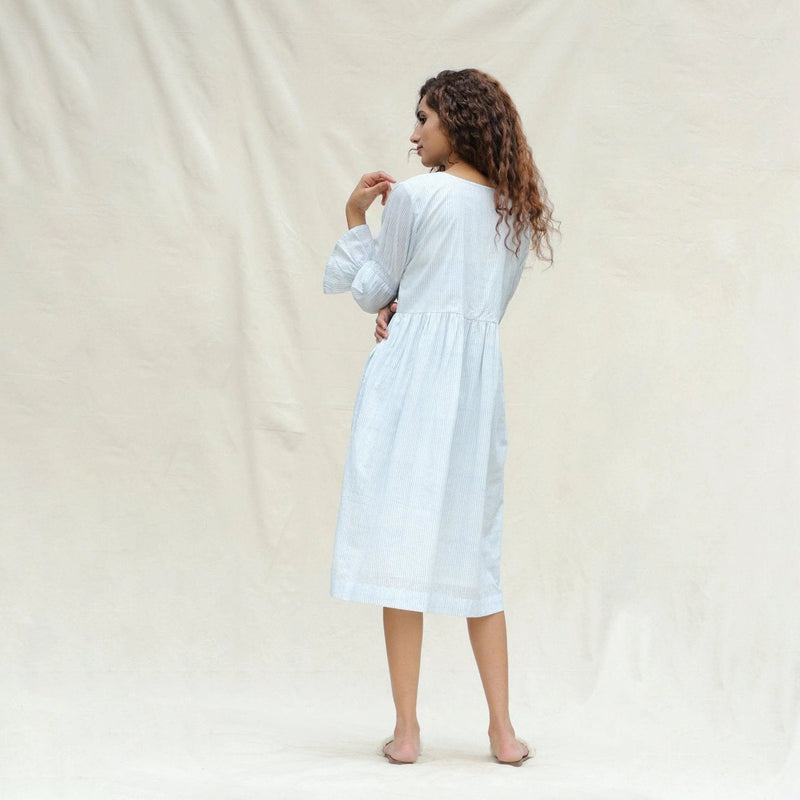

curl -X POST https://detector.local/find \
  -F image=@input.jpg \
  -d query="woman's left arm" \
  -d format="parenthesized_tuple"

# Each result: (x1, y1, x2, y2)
(374, 301, 397, 342)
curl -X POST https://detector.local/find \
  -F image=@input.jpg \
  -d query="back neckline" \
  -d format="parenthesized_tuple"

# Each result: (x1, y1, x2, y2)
(440, 171, 495, 190)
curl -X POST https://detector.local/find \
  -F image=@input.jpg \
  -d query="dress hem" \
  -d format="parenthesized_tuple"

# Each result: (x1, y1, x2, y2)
(331, 576, 504, 618)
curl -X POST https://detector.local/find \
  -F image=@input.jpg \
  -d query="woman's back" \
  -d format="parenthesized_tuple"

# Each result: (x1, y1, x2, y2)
(391, 172, 528, 323)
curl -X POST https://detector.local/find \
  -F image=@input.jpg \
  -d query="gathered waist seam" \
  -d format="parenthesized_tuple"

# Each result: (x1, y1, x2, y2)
(394, 310, 499, 324)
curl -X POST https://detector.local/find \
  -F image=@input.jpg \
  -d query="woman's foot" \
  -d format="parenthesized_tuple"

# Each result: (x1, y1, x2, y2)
(489, 725, 530, 766)
(382, 726, 421, 764)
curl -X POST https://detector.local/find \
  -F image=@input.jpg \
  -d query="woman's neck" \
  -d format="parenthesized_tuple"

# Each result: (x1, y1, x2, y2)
(443, 160, 492, 187)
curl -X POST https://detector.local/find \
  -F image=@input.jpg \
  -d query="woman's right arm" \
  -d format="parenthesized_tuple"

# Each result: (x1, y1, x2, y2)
(345, 171, 395, 229)
(323, 176, 415, 314)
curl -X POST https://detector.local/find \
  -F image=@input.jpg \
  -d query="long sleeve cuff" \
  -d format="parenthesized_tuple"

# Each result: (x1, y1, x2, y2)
(322, 224, 373, 294)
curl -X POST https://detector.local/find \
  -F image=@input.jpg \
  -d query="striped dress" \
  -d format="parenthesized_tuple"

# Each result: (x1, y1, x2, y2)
(323, 171, 529, 617)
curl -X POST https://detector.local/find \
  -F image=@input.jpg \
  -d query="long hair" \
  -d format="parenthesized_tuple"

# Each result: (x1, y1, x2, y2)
(419, 69, 556, 261)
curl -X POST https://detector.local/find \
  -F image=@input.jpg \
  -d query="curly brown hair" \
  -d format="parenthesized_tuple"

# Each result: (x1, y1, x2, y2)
(419, 69, 555, 261)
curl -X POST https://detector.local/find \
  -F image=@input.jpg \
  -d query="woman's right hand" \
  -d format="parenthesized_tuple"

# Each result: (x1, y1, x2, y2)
(346, 171, 396, 229)
(375, 301, 398, 343)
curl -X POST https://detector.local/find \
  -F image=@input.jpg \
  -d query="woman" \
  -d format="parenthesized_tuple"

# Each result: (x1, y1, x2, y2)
(323, 69, 554, 765)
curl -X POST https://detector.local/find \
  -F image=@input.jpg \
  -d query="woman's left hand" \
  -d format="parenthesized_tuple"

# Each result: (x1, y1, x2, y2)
(374, 301, 398, 342)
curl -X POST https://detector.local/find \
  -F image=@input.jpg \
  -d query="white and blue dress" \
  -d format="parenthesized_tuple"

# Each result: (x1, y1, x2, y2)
(324, 171, 529, 617)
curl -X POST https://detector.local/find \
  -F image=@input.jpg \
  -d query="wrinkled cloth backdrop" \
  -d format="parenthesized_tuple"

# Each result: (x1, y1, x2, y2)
(1, 1, 798, 798)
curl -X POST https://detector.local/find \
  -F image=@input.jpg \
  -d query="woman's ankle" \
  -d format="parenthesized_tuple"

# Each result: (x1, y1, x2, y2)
(394, 719, 421, 738)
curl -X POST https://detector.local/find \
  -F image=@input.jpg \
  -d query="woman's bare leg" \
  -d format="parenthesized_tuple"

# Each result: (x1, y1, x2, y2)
(467, 611, 528, 763)
(382, 607, 423, 763)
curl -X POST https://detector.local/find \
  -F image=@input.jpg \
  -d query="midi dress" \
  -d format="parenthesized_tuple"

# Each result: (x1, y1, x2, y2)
(323, 171, 529, 617)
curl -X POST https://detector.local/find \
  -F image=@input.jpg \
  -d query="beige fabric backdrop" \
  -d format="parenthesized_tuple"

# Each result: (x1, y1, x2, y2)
(1, 1, 798, 797)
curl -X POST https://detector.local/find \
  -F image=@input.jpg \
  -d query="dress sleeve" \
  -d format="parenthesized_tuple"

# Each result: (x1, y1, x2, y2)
(322, 183, 414, 313)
